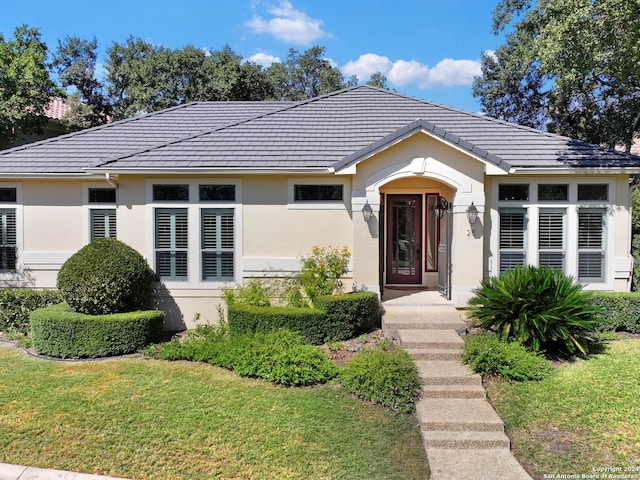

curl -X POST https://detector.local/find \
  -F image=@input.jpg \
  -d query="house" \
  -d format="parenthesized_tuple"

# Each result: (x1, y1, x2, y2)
(0, 98, 74, 151)
(1, 85, 639, 330)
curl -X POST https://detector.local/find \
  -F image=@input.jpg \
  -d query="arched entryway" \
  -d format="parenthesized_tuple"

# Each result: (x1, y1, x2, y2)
(379, 178, 454, 293)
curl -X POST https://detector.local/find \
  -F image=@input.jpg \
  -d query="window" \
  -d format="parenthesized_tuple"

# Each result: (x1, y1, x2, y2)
(578, 184, 608, 201)
(538, 209, 565, 271)
(499, 184, 529, 201)
(201, 209, 234, 280)
(153, 184, 189, 202)
(155, 208, 188, 280)
(499, 209, 526, 273)
(294, 184, 343, 201)
(0, 209, 16, 271)
(578, 209, 605, 281)
(0, 188, 17, 203)
(538, 184, 568, 201)
(88, 188, 116, 203)
(90, 209, 117, 241)
(199, 185, 235, 202)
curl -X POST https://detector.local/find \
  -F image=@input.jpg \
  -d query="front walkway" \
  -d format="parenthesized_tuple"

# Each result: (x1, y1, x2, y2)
(381, 288, 533, 480)
(0, 463, 129, 480)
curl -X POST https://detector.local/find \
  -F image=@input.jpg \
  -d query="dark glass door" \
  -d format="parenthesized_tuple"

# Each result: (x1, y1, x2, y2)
(386, 195, 422, 284)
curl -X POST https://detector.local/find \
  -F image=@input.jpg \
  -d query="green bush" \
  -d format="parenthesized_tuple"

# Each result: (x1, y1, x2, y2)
(30, 303, 164, 358)
(0, 289, 63, 334)
(228, 292, 380, 344)
(340, 343, 421, 413)
(145, 327, 337, 387)
(462, 333, 552, 382)
(590, 292, 640, 333)
(315, 292, 380, 340)
(228, 304, 326, 344)
(468, 266, 599, 356)
(57, 238, 154, 315)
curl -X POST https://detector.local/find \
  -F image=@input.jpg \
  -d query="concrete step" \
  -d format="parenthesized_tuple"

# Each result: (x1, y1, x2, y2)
(397, 329, 463, 349)
(423, 430, 511, 449)
(423, 384, 486, 399)
(382, 306, 466, 337)
(406, 348, 461, 361)
(427, 449, 533, 480)
(415, 361, 482, 385)
(417, 398, 505, 432)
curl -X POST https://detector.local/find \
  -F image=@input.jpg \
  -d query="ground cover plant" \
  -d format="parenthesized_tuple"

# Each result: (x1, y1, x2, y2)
(486, 339, 640, 477)
(0, 343, 429, 480)
(462, 333, 552, 382)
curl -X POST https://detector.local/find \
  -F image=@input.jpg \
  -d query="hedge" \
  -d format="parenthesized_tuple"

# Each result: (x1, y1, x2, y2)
(228, 292, 380, 344)
(590, 292, 640, 333)
(314, 292, 380, 339)
(0, 289, 63, 334)
(228, 305, 326, 344)
(30, 303, 164, 358)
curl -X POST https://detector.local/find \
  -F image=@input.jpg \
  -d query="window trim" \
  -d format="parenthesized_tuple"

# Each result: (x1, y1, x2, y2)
(0, 183, 22, 278)
(287, 178, 350, 210)
(146, 179, 241, 288)
(83, 183, 117, 245)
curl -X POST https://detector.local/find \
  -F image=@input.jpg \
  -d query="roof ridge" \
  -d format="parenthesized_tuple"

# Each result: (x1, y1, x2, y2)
(0, 102, 200, 157)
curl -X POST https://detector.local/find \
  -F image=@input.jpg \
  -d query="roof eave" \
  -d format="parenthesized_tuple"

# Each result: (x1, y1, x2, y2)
(84, 166, 333, 175)
(507, 166, 640, 175)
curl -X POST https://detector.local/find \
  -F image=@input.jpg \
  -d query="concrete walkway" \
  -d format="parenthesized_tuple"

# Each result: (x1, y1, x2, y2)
(0, 463, 129, 480)
(382, 288, 533, 480)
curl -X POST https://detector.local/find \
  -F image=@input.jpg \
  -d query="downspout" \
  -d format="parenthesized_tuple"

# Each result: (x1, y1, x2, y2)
(105, 173, 119, 189)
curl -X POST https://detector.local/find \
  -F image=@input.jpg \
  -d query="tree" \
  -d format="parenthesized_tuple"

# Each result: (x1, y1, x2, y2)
(268, 46, 347, 100)
(0, 25, 57, 144)
(366, 71, 389, 90)
(53, 36, 111, 129)
(473, 0, 640, 151)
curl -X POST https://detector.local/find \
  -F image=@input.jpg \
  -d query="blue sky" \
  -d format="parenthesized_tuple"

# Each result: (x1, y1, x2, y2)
(1, 0, 505, 112)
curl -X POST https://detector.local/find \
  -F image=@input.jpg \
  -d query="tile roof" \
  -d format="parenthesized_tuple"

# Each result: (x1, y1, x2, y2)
(1, 85, 639, 175)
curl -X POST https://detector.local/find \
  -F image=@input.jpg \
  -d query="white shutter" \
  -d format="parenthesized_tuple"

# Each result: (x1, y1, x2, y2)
(499, 209, 526, 273)
(538, 209, 565, 271)
(0, 209, 16, 271)
(578, 209, 605, 281)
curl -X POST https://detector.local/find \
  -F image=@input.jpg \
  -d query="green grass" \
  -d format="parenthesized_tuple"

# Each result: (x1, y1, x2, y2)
(0, 344, 428, 480)
(486, 339, 640, 478)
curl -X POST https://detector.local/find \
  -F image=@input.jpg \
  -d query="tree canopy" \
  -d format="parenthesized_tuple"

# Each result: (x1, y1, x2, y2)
(473, 0, 640, 151)
(0, 25, 57, 143)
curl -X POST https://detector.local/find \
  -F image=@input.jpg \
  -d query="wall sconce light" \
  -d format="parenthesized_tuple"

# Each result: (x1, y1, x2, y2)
(466, 202, 479, 224)
(362, 201, 373, 222)
(435, 197, 449, 219)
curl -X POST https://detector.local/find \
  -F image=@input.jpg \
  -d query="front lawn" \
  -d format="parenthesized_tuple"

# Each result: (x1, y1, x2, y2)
(0, 344, 428, 479)
(486, 339, 640, 479)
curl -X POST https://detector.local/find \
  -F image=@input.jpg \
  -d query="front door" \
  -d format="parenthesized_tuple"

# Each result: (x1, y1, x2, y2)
(386, 195, 422, 284)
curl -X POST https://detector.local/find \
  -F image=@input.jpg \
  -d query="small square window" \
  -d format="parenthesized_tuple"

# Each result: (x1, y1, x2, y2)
(153, 184, 189, 201)
(294, 185, 343, 201)
(578, 184, 608, 201)
(88, 188, 116, 203)
(199, 185, 235, 202)
(0, 188, 17, 203)
(499, 184, 529, 201)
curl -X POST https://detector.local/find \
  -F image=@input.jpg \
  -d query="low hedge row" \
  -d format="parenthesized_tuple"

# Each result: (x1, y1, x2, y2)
(30, 303, 164, 358)
(0, 289, 63, 334)
(590, 292, 640, 333)
(228, 292, 380, 345)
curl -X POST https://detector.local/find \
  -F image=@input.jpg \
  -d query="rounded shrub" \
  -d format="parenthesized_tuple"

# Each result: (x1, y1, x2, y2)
(340, 342, 421, 413)
(468, 266, 600, 357)
(57, 238, 154, 315)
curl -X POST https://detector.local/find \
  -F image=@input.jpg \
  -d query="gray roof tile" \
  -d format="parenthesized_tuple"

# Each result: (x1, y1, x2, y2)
(1, 86, 639, 174)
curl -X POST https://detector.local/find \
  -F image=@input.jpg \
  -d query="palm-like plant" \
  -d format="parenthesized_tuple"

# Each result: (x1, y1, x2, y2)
(468, 266, 600, 356)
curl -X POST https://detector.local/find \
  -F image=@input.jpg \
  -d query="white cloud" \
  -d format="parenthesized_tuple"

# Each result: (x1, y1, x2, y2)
(245, 1, 330, 45)
(247, 52, 280, 67)
(341, 53, 482, 89)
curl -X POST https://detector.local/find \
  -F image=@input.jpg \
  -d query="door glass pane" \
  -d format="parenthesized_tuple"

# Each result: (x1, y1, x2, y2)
(391, 200, 417, 277)
(426, 195, 437, 271)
